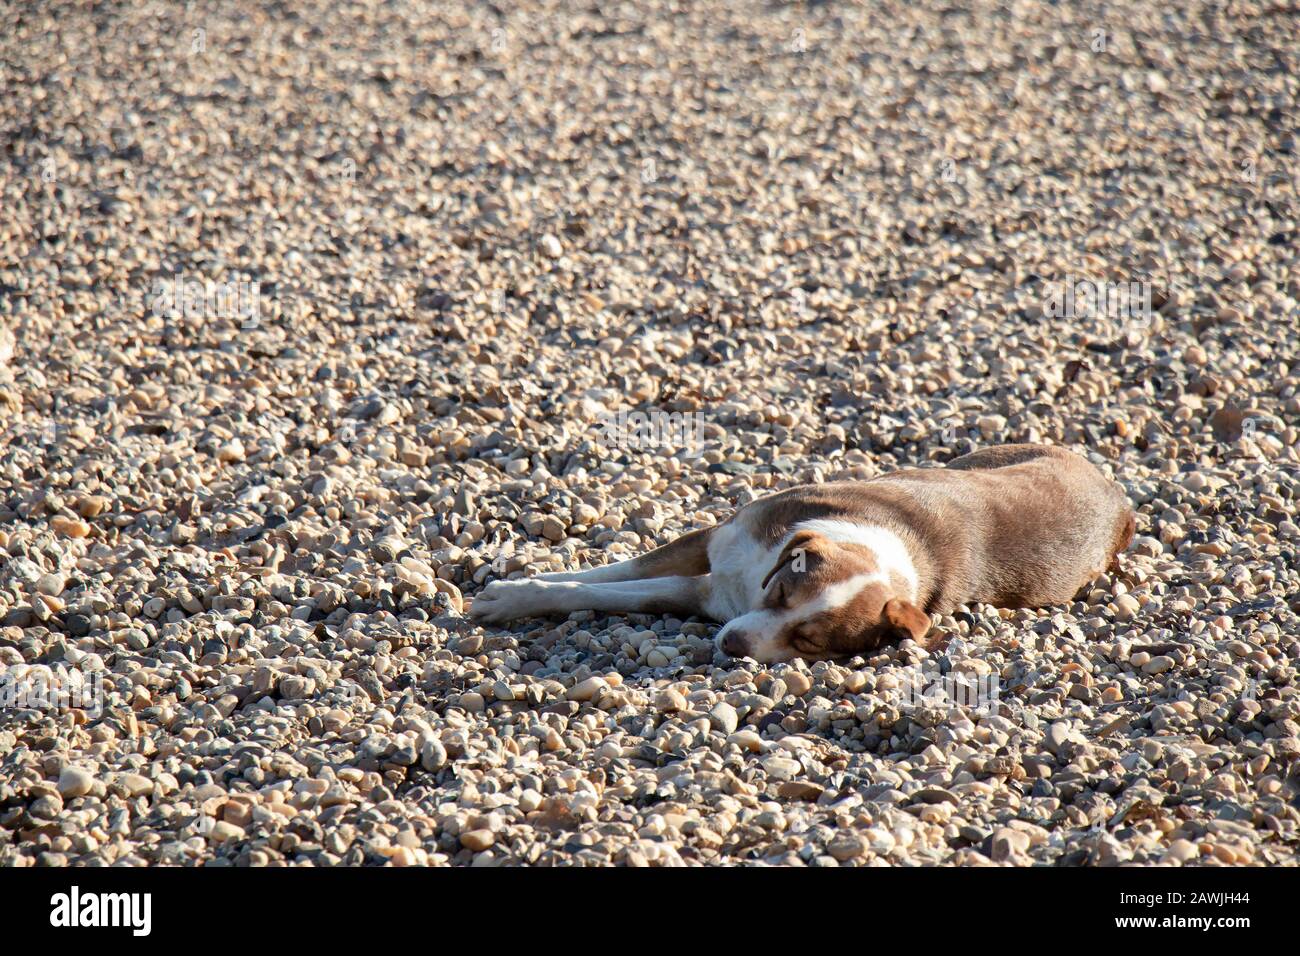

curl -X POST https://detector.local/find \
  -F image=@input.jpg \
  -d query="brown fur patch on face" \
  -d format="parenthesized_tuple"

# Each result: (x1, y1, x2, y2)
(734, 532, 940, 663)
(785, 581, 890, 660)
(759, 531, 876, 613)
(782, 588, 939, 660)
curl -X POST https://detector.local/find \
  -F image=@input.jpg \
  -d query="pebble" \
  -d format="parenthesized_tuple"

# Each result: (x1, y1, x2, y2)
(783, 673, 813, 696)
(538, 234, 563, 259)
(460, 830, 495, 852)
(210, 822, 245, 843)
(827, 833, 866, 861)
(50, 516, 91, 538)
(990, 828, 1031, 862)
(566, 677, 608, 702)
(708, 702, 739, 735)
(1161, 839, 1199, 864)
(1142, 655, 1175, 675)
(1114, 594, 1141, 622)
(35, 573, 65, 596)
(57, 767, 95, 799)
(656, 689, 687, 712)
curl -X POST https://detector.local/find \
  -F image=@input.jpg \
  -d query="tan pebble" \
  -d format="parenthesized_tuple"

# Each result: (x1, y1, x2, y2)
(987, 831, 1025, 863)
(1114, 594, 1141, 622)
(566, 676, 607, 701)
(1211, 844, 1238, 864)
(210, 821, 245, 842)
(75, 495, 110, 518)
(57, 766, 95, 798)
(784, 673, 812, 696)
(1161, 839, 1198, 864)
(1142, 655, 1174, 675)
(222, 801, 254, 828)
(727, 730, 763, 752)
(826, 833, 866, 861)
(389, 846, 418, 866)
(656, 689, 687, 711)
(51, 516, 91, 538)
(460, 829, 495, 851)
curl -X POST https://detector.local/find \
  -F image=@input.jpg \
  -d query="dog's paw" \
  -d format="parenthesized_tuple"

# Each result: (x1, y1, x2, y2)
(469, 579, 543, 625)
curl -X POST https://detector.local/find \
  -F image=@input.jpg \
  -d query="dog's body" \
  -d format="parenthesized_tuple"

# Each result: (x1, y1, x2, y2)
(471, 444, 1135, 662)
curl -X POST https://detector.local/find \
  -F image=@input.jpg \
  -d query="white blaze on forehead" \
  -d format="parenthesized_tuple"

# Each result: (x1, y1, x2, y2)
(789, 519, 918, 601)
(716, 570, 884, 661)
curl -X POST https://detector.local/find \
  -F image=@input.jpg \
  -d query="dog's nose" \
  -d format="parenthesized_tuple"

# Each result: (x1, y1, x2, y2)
(719, 630, 748, 658)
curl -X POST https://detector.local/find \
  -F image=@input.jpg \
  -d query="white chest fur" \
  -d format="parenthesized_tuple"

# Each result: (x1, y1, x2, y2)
(703, 522, 778, 620)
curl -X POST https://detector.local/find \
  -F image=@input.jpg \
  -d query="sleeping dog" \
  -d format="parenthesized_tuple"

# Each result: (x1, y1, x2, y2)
(470, 444, 1135, 663)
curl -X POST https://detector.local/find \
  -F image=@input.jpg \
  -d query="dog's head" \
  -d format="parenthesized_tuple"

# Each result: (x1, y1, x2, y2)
(716, 529, 935, 663)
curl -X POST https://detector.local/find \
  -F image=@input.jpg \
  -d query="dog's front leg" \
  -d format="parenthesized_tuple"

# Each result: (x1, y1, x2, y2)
(471, 575, 711, 624)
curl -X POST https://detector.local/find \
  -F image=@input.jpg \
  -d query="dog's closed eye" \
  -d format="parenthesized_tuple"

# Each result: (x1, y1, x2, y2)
(790, 626, 824, 657)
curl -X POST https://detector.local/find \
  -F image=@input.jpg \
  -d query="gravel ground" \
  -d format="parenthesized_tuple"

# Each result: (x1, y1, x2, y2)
(2, 0, 1299, 867)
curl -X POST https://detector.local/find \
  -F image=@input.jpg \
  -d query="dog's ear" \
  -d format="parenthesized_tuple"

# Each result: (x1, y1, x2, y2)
(760, 530, 823, 591)
(882, 598, 938, 649)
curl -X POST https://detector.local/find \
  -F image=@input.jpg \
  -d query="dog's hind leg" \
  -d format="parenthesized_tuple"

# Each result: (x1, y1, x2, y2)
(535, 525, 715, 583)
(1107, 509, 1137, 573)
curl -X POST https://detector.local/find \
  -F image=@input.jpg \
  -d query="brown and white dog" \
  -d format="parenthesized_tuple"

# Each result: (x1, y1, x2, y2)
(470, 444, 1135, 663)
